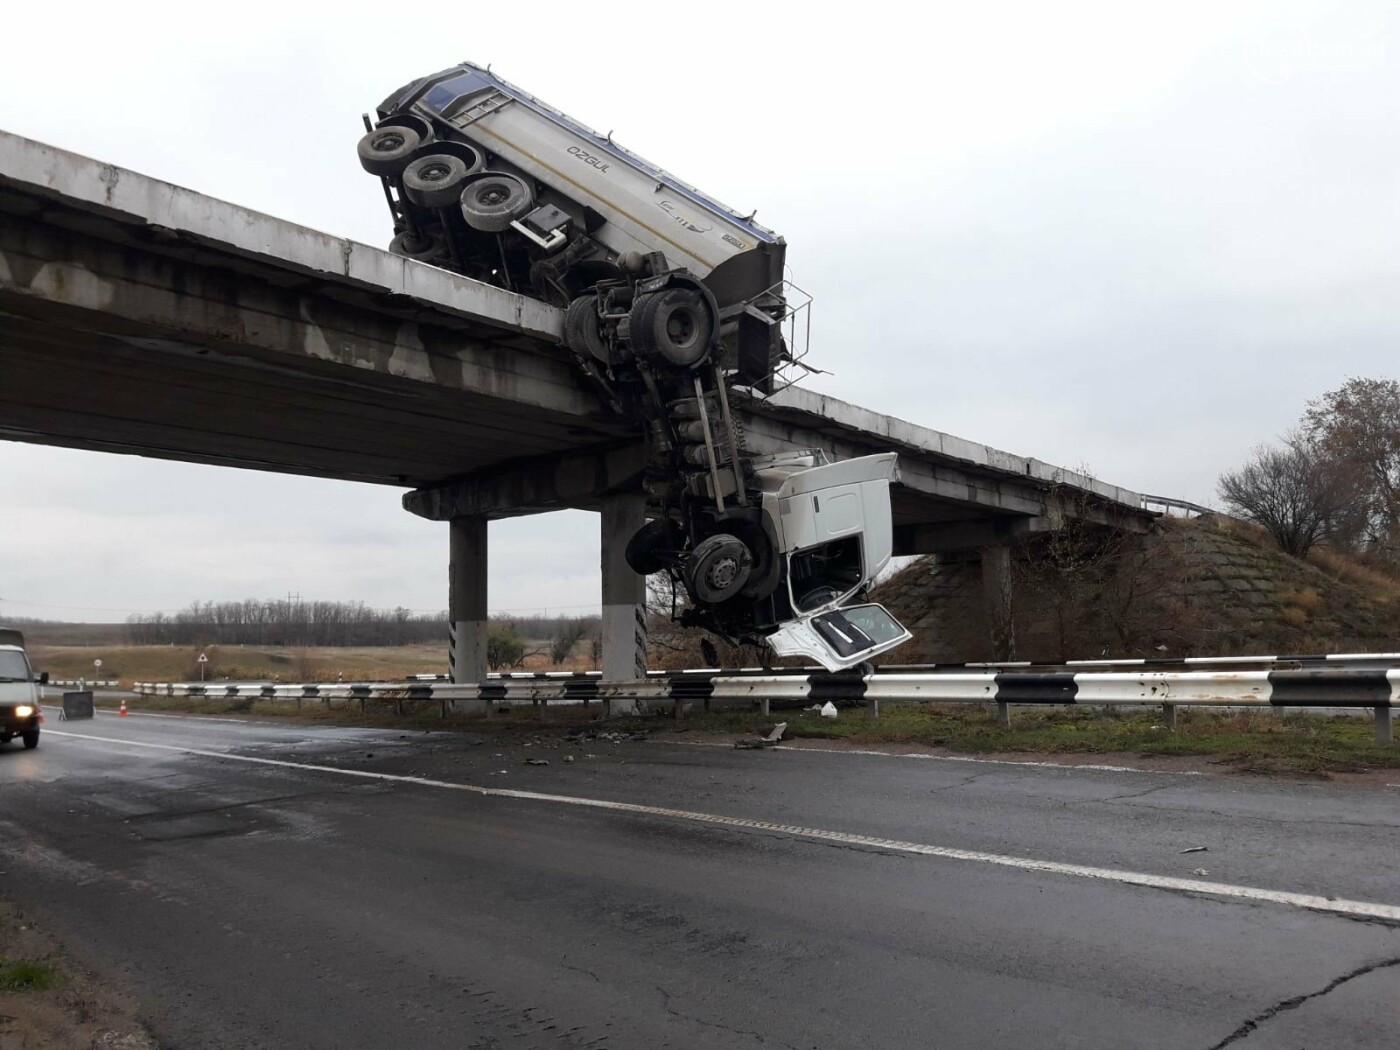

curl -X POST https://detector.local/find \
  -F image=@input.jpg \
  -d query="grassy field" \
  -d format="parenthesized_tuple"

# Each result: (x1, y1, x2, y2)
(30, 643, 453, 684)
(30, 642, 605, 684)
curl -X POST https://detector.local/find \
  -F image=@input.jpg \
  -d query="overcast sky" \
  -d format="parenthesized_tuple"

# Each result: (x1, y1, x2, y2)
(1, 1, 1396, 622)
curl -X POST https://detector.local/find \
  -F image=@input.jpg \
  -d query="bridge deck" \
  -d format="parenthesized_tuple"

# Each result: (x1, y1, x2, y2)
(0, 129, 1147, 543)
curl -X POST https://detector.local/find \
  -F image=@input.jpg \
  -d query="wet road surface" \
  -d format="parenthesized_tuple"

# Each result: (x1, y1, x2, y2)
(1, 708, 1397, 1048)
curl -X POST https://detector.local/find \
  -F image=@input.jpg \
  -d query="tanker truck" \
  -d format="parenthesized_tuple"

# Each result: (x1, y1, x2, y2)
(358, 63, 910, 670)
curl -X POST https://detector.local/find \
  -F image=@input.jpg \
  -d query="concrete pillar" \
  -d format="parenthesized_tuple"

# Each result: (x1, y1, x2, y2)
(981, 545, 1016, 662)
(449, 517, 488, 688)
(601, 492, 648, 713)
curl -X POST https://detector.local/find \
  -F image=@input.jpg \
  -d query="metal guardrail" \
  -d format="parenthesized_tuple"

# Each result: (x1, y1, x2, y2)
(133, 665, 1400, 744)
(1140, 493, 1214, 517)
(400, 653, 1400, 682)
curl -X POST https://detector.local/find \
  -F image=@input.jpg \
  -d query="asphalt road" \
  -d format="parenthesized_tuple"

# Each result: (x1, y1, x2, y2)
(1, 709, 1398, 1049)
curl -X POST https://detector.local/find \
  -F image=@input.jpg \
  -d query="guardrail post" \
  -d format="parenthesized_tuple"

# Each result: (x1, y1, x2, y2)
(869, 699, 880, 720)
(1376, 705, 1393, 745)
(673, 697, 684, 722)
(1162, 703, 1177, 731)
(997, 701, 1012, 729)
(759, 696, 770, 717)
(539, 696, 549, 721)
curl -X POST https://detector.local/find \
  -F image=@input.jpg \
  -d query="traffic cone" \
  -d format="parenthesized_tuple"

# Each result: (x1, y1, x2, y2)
(119, 699, 128, 717)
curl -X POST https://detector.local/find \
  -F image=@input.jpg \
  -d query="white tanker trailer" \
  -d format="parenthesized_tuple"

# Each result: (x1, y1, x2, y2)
(358, 63, 910, 670)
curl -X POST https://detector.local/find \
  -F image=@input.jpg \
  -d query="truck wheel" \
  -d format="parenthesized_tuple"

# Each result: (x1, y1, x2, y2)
(630, 288, 713, 368)
(389, 231, 444, 263)
(402, 154, 471, 209)
(625, 519, 683, 576)
(564, 295, 609, 363)
(460, 173, 534, 233)
(688, 534, 753, 604)
(357, 126, 422, 177)
(22, 730, 38, 749)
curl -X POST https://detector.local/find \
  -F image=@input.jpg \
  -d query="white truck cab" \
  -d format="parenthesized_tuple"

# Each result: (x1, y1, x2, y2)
(0, 629, 43, 749)
(753, 452, 911, 670)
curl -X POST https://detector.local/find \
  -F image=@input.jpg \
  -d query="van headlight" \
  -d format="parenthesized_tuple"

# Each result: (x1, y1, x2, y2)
(13, 705, 34, 718)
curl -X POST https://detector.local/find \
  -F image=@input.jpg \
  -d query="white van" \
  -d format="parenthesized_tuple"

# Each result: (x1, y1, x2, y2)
(0, 628, 43, 749)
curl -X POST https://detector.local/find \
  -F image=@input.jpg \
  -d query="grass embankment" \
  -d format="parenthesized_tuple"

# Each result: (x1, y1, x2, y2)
(681, 704, 1400, 777)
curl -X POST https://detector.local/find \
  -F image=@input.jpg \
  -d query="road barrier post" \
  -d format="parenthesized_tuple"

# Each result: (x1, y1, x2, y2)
(1163, 703, 1178, 731)
(869, 699, 880, 720)
(1376, 705, 1393, 745)
(759, 697, 770, 717)
(997, 701, 1012, 729)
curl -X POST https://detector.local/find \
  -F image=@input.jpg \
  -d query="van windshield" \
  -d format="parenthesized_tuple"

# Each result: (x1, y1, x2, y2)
(0, 650, 31, 682)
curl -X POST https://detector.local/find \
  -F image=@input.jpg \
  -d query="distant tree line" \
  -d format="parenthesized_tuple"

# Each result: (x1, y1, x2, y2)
(124, 599, 602, 659)
(1219, 377, 1400, 561)
(126, 599, 446, 647)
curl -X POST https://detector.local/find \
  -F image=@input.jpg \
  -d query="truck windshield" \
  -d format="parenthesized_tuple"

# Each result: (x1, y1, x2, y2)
(809, 605, 906, 658)
(0, 650, 31, 682)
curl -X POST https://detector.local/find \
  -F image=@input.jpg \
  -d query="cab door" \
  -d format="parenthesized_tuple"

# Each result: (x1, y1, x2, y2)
(766, 603, 912, 672)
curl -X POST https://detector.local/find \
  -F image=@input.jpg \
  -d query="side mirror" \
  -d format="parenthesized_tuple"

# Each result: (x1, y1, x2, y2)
(37, 671, 49, 685)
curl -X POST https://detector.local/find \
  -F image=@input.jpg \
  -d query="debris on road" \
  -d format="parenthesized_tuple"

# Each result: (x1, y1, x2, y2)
(736, 722, 788, 750)
(563, 755, 576, 764)
(526, 759, 550, 766)
(1179, 846, 1209, 854)
(1192, 868, 1211, 876)
(820, 702, 838, 720)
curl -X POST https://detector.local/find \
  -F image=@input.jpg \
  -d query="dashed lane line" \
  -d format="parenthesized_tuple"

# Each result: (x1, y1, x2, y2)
(43, 728, 1400, 924)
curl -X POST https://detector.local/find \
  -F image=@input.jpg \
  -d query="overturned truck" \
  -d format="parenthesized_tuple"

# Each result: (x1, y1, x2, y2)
(359, 63, 911, 670)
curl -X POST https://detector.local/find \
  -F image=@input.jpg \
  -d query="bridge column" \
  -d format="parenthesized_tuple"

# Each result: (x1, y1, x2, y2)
(981, 546, 1016, 662)
(449, 517, 488, 687)
(601, 492, 648, 712)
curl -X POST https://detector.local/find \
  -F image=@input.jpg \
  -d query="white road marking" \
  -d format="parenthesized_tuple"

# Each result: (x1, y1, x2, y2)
(44, 728, 1400, 923)
(665, 739, 1204, 775)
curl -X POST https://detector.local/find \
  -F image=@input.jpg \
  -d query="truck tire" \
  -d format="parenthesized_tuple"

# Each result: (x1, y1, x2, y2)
(630, 288, 713, 368)
(625, 519, 683, 576)
(564, 295, 609, 363)
(460, 173, 534, 233)
(389, 231, 444, 262)
(357, 126, 422, 177)
(22, 730, 38, 749)
(402, 154, 473, 208)
(687, 534, 753, 604)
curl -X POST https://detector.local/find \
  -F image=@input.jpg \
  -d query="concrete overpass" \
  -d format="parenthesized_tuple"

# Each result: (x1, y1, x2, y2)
(0, 130, 1152, 685)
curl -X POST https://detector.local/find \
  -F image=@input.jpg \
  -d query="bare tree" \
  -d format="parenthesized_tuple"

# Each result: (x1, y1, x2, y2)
(1303, 377, 1400, 556)
(549, 620, 589, 665)
(1217, 433, 1361, 558)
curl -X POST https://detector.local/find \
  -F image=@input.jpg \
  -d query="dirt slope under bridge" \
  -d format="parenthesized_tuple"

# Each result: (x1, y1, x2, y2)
(874, 515, 1400, 664)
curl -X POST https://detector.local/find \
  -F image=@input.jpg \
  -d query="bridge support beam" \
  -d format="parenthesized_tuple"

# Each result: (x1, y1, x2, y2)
(449, 517, 489, 689)
(601, 492, 648, 712)
(982, 545, 1016, 661)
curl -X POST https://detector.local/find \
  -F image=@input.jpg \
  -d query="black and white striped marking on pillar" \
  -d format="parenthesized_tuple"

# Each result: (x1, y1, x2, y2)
(634, 605, 648, 680)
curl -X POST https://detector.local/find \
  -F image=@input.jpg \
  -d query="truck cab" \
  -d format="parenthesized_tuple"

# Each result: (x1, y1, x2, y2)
(0, 629, 42, 749)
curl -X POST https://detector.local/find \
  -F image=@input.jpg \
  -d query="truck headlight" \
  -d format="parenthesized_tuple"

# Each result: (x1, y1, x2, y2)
(14, 705, 34, 718)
